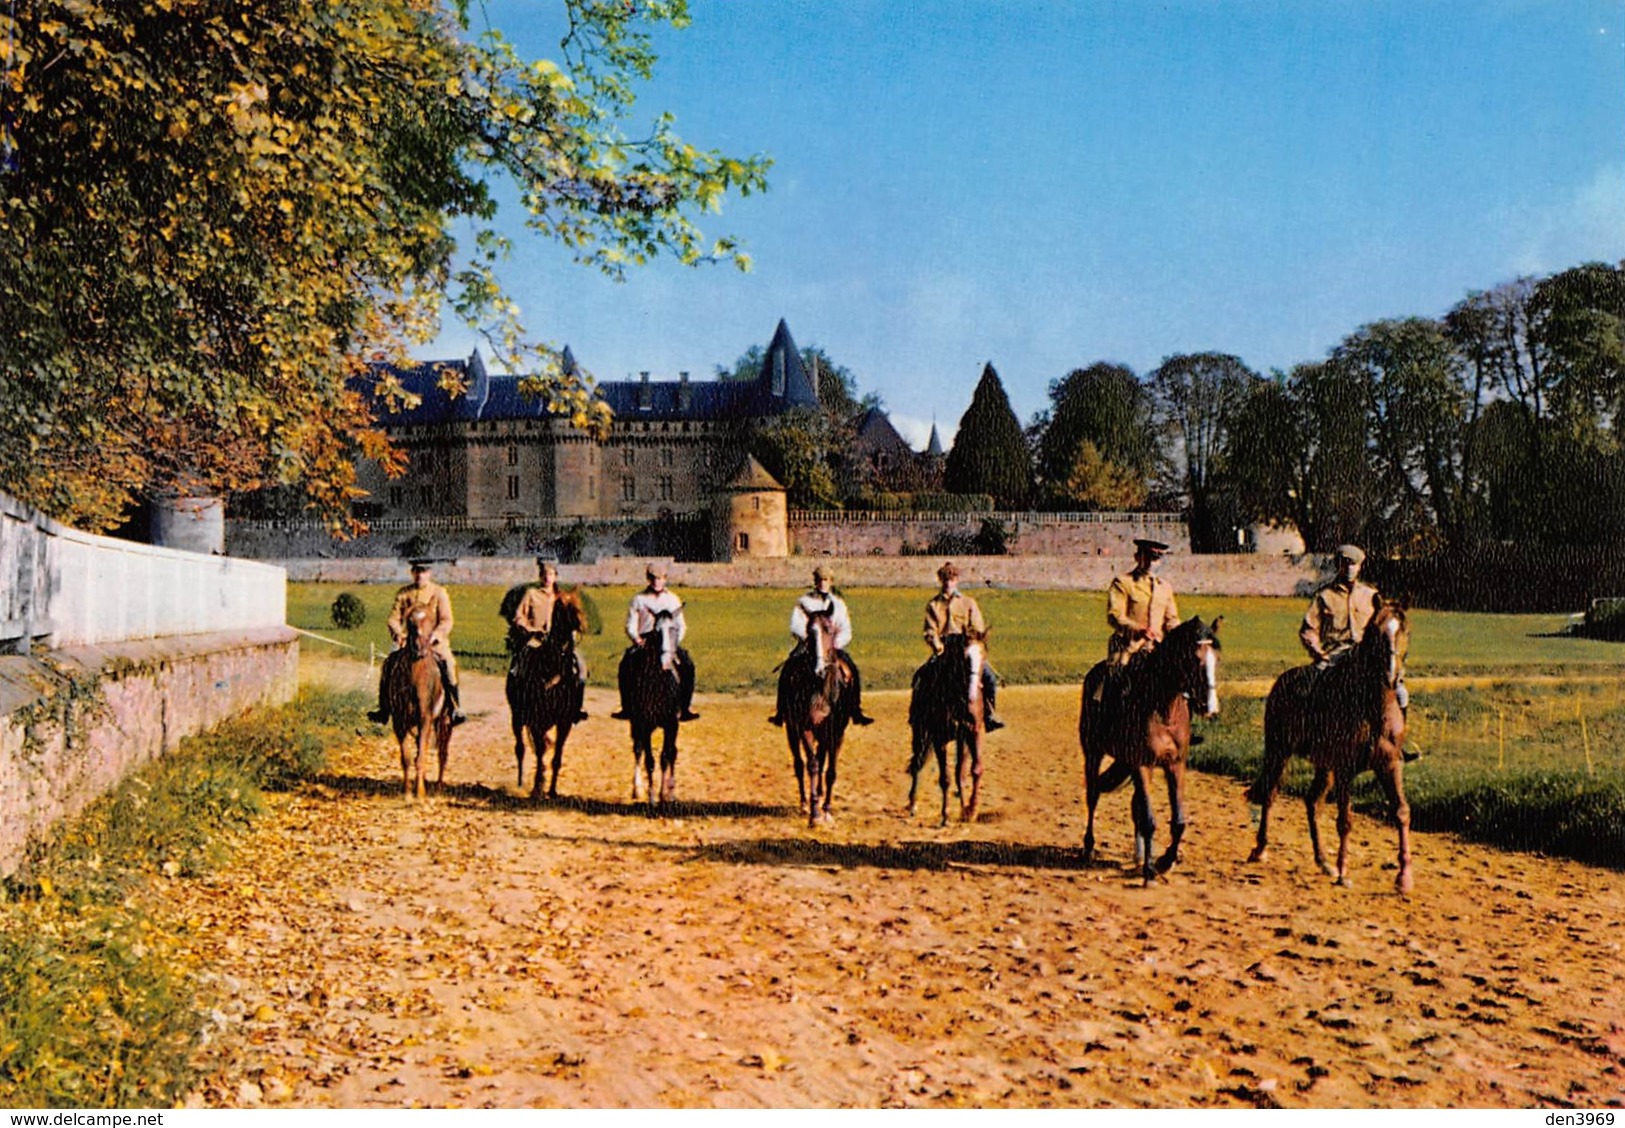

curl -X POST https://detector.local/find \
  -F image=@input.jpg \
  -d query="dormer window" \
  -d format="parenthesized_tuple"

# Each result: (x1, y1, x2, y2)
(772, 350, 786, 397)
(638, 371, 652, 411)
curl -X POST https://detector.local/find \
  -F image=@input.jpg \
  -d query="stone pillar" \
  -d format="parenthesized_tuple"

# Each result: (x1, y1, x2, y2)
(151, 495, 226, 555)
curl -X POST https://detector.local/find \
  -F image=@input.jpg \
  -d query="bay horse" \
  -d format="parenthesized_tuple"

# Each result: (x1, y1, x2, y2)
(385, 606, 453, 800)
(1247, 599, 1413, 893)
(779, 606, 854, 827)
(622, 608, 683, 812)
(906, 629, 990, 827)
(1078, 617, 1222, 884)
(505, 591, 584, 802)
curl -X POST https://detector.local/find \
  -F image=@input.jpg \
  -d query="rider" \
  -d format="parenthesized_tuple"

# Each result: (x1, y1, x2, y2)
(921, 561, 1004, 731)
(611, 561, 701, 722)
(1106, 538, 1181, 669)
(767, 564, 876, 727)
(367, 558, 467, 726)
(1301, 544, 1417, 755)
(509, 558, 589, 723)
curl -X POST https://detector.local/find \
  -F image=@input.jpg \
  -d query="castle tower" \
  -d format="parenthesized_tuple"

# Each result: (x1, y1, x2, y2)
(711, 455, 788, 561)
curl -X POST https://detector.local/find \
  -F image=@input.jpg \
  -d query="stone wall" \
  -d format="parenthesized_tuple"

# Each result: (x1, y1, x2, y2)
(278, 551, 1326, 597)
(789, 513, 1191, 558)
(0, 627, 299, 877)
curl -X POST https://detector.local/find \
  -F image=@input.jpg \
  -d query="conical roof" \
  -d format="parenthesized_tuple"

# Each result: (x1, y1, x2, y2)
(722, 454, 786, 492)
(926, 422, 944, 457)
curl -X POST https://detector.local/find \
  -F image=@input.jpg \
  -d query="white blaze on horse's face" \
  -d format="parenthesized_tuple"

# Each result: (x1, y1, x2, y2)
(810, 616, 827, 675)
(1199, 640, 1219, 717)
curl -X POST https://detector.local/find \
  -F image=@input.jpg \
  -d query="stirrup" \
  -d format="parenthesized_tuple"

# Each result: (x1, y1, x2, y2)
(852, 711, 875, 726)
(1189, 732, 1205, 747)
(767, 713, 785, 727)
(366, 709, 388, 724)
(984, 715, 1006, 732)
(679, 709, 702, 721)
(611, 709, 629, 720)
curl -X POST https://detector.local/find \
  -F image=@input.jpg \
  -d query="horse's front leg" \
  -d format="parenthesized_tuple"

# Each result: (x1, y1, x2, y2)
(1305, 764, 1334, 876)
(513, 720, 528, 791)
(548, 722, 569, 801)
(414, 721, 430, 801)
(961, 728, 984, 824)
(1332, 776, 1355, 887)
(1082, 748, 1102, 863)
(803, 732, 825, 828)
(531, 727, 553, 802)
(1372, 753, 1413, 895)
(1154, 761, 1187, 874)
(435, 717, 450, 792)
(1246, 728, 1293, 864)
(398, 733, 412, 800)
(1130, 765, 1158, 885)
(788, 727, 808, 812)
(906, 724, 926, 817)
(935, 738, 951, 829)
(659, 721, 678, 807)
(822, 726, 843, 822)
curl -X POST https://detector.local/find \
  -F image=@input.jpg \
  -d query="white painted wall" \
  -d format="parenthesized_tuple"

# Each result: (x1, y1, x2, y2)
(1, 491, 285, 650)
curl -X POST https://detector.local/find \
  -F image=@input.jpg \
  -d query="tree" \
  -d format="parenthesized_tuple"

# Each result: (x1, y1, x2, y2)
(1149, 352, 1255, 550)
(944, 363, 1031, 508)
(1029, 363, 1157, 510)
(0, 0, 769, 530)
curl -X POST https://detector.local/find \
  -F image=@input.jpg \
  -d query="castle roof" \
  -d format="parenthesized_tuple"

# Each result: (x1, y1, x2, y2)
(721, 455, 785, 492)
(926, 422, 944, 457)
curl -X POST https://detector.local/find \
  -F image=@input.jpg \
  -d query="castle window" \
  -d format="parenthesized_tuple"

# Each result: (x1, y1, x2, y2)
(660, 448, 673, 467)
(658, 475, 674, 501)
(735, 532, 750, 552)
(507, 445, 518, 467)
(507, 475, 520, 500)
(621, 475, 636, 502)
(588, 478, 596, 499)
(753, 496, 761, 511)
(622, 447, 635, 467)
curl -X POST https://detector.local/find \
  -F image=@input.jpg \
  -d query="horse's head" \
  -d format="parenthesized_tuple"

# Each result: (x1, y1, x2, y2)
(1367, 597, 1410, 688)
(644, 607, 680, 672)
(1162, 616, 1223, 717)
(804, 606, 839, 674)
(551, 590, 583, 646)
(406, 606, 434, 659)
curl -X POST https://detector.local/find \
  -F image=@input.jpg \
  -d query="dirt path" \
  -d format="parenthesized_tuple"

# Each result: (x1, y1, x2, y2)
(173, 662, 1625, 1108)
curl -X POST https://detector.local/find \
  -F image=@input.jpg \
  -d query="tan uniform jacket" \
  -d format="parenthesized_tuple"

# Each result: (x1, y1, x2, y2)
(1106, 570, 1180, 665)
(1300, 579, 1378, 660)
(512, 586, 559, 639)
(923, 590, 987, 655)
(387, 581, 456, 672)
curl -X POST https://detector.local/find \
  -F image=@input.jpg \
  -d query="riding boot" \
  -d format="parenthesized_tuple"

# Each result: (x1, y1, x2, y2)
(767, 667, 788, 726)
(846, 652, 875, 725)
(572, 652, 589, 721)
(611, 648, 634, 720)
(367, 663, 390, 724)
(1396, 679, 1421, 760)
(443, 666, 467, 726)
(982, 666, 1005, 731)
(677, 649, 701, 721)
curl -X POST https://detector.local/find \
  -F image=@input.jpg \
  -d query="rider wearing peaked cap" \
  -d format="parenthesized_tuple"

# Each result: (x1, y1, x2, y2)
(921, 561, 1004, 731)
(368, 558, 467, 726)
(767, 565, 875, 727)
(612, 561, 701, 722)
(1106, 538, 1181, 668)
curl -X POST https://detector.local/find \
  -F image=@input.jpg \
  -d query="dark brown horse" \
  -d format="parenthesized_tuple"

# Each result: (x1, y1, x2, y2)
(506, 591, 584, 802)
(779, 606, 854, 827)
(385, 606, 453, 800)
(1247, 599, 1413, 893)
(1078, 617, 1222, 884)
(622, 608, 683, 812)
(907, 629, 990, 827)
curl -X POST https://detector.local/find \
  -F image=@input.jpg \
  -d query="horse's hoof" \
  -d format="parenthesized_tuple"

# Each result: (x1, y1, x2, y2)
(1319, 862, 1337, 878)
(1395, 871, 1414, 895)
(1247, 848, 1268, 864)
(1142, 867, 1158, 886)
(906, 803, 918, 818)
(1154, 852, 1179, 875)
(1334, 874, 1352, 888)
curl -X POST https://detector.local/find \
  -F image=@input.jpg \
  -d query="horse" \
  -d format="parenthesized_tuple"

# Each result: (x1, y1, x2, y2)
(1246, 599, 1413, 893)
(385, 605, 453, 800)
(778, 606, 855, 827)
(622, 608, 684, 812)
(505, 591, 584, 802)
(1078, 616, 1222, 884)
(906, 629, 990, 827)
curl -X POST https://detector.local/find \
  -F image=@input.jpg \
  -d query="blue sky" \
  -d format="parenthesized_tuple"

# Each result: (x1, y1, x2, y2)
(437, 0, 1625, 448)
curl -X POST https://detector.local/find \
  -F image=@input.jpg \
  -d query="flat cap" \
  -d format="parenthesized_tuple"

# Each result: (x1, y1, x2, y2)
(645, 560, 669, 578)
(937, 561, 960, 582)
(812, 564, 834, 582)
(1335, 544, 1366, 563)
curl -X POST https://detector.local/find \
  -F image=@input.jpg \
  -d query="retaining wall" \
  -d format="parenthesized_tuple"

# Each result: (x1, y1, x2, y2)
(0, 626, 299, 877)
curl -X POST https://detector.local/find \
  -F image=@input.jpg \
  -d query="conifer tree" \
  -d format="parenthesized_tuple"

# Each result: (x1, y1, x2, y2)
(944, 363, 1032, 508)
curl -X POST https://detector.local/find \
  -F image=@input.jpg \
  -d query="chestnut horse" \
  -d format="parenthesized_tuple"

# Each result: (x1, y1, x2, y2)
(506, 591, 584, 802)
(622, 608, 683, 812)
(1247, 599, 1413, 893)
(906, 630, 989, 827)
(778, 606, 854, 827)
(385, 606, 453, 800)
(1078, 617, 1222, 884)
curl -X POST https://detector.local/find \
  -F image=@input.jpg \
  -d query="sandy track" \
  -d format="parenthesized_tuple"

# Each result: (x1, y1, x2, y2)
(173, 665, 1625, 1108)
